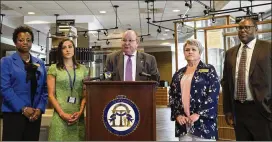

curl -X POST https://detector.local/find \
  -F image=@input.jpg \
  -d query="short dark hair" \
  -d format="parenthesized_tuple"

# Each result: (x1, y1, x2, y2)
(12, 26, 34, 44)
(241, 17, 258, 27)
(56, 39, 79, 69)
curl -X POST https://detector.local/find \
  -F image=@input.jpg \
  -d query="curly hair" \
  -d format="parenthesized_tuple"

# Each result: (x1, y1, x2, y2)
(12, 26, 34, 44)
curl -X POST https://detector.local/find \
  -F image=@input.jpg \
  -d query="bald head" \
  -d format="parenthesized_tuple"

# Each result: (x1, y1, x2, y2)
(121, 30, 139, 55)
(122, 30, 139, 42)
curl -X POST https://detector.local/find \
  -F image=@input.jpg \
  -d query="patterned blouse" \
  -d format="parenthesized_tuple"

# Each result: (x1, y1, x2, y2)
(169, 61, 220, 140)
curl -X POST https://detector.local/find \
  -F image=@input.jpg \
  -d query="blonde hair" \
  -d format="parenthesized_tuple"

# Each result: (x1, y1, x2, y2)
(183, 39, 204, 55)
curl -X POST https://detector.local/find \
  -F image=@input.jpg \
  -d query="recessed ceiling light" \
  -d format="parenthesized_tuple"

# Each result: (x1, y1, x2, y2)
(99, 11, 106, 14)
(28, 12, 35, 15)
(172, 9, 180, 12)
(165, 29, 170, 32)
(163, 33, 168, 36)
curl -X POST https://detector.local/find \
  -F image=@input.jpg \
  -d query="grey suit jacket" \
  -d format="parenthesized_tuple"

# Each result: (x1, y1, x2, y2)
(105, 50, 160, 81)
(221, 40, 272, 121)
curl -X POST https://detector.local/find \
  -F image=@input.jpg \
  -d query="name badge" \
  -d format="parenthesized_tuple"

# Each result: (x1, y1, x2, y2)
(67, 96, 76, 104)
(199, 69, 209, 72)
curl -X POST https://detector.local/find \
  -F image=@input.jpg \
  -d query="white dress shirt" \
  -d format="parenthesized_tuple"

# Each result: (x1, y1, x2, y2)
(234, 38, 256, 101)
(123, 51, 137, 81)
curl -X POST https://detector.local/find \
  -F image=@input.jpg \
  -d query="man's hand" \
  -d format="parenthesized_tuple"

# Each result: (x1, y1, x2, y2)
(176, 115, 189, 125)
(225, 112, 234, 126)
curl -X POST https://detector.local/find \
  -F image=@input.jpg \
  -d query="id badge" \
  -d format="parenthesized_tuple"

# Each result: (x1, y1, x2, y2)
(67, 96, 76, 104)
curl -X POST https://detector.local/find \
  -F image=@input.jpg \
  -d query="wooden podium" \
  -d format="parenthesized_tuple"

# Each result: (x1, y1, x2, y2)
(83, 81, 157, 141)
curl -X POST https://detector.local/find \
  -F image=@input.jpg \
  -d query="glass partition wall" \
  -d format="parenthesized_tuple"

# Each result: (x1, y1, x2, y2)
(174, 16, 271, 80)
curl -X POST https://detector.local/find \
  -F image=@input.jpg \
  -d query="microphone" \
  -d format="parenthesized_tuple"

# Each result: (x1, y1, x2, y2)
(139, 72, 151, 78)
(103, 71, 116, 80)
(139, 72, 158, 81)
(83, 70, 116, 81)
(83, 74, 104, 81)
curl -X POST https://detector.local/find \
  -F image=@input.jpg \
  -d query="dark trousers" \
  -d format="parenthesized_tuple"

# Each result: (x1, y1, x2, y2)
(234, 101, 272, 141)
(2, 112, 42, 141)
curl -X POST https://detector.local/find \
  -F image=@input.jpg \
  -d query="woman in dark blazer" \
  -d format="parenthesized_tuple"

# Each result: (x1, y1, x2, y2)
(0, 26, 48, 141)
(169, 39, 220, 141)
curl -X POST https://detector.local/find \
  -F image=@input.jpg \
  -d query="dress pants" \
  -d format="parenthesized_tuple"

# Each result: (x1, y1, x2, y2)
(234, 101, 272, 141)
(2, 112, 42, 141)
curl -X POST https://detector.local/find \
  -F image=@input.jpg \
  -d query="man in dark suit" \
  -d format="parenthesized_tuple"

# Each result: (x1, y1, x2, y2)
(105, 30, 160, 81)
(221, 18, 271, 140)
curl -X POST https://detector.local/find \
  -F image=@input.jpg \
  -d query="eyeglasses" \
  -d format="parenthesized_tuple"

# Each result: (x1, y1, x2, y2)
(122, 39, 136, 43)
(236, 26, 256, 31)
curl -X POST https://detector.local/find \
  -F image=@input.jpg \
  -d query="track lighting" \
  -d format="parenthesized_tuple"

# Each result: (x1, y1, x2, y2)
(203, 9, 209, 16)
(211, 15, 216, 23)
(104, 30, 108, 36)
(246, 7, 251, 15)
(140, 36, 144, 42)
(84, 32, 88, 38)
(185, 1, 192, 9)
(157, 27, 161, 33)
(106, 40, 110, 45)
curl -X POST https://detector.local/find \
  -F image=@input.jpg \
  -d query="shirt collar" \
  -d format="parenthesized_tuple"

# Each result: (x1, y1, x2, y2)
(240, 38, 256, 49)
(123, 50, 137, 57)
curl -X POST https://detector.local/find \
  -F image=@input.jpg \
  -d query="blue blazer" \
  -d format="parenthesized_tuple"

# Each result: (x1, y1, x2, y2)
(169, 61, 220, 140)
(0, 52, 48, 113)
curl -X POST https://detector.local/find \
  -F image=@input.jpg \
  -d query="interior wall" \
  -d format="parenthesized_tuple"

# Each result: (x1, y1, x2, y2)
(147, 51, 172, 83)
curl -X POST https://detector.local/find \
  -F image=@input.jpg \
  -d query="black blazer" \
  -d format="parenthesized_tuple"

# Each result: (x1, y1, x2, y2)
(221, 39, 272, 121)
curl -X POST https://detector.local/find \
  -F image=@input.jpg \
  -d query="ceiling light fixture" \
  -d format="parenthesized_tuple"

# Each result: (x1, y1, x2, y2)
(140, 36, 144, 42)
(211, 15, 216, 23)
(106, 40, 110, 45)
(172, 9, 180, 12)
(99, 11, 106, 14)
(185, 0, 192, 9)
(104, 30, 108, 36)
(165, 29, 170, 32)
(157, 27, 161, 33)
(28, 12, 35, 15)
(84, 31, 88, 38)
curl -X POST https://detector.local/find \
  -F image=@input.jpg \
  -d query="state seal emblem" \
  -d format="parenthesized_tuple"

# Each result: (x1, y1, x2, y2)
(103, 95, 140, 136)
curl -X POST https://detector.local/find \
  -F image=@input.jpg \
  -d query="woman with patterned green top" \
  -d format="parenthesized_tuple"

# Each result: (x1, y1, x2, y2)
(47, 39, 88, 141)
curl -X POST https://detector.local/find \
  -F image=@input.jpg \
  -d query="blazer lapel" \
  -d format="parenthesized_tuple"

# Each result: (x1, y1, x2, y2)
(117, 51, 124, 81)
(135, 52, 145, 81)
(249, 40, 261, 77)
(231, 45, 240, 85)
(12, 52, 25, 71)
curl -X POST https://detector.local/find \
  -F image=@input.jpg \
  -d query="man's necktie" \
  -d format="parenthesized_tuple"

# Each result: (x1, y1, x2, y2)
(125, 55, 133, 81)
(237, 45, 247, 102)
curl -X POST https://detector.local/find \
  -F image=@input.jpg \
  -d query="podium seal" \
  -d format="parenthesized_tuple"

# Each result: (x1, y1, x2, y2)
(103, 95, 140, 136)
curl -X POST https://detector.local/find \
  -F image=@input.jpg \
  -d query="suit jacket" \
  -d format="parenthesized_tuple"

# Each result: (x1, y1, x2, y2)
(0, 52, 48, 113)
(105, 50, 160, 81)
(169, 61, 220, 140)
(221, 40, 272, 121)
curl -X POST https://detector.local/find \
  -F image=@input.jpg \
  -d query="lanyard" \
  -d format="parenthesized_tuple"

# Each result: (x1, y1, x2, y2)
(64, 65, 76, 95)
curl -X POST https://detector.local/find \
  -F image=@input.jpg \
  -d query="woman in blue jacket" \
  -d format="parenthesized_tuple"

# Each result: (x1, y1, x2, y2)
(169, 39, 220, 141)
(0, 26, 48, 141)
